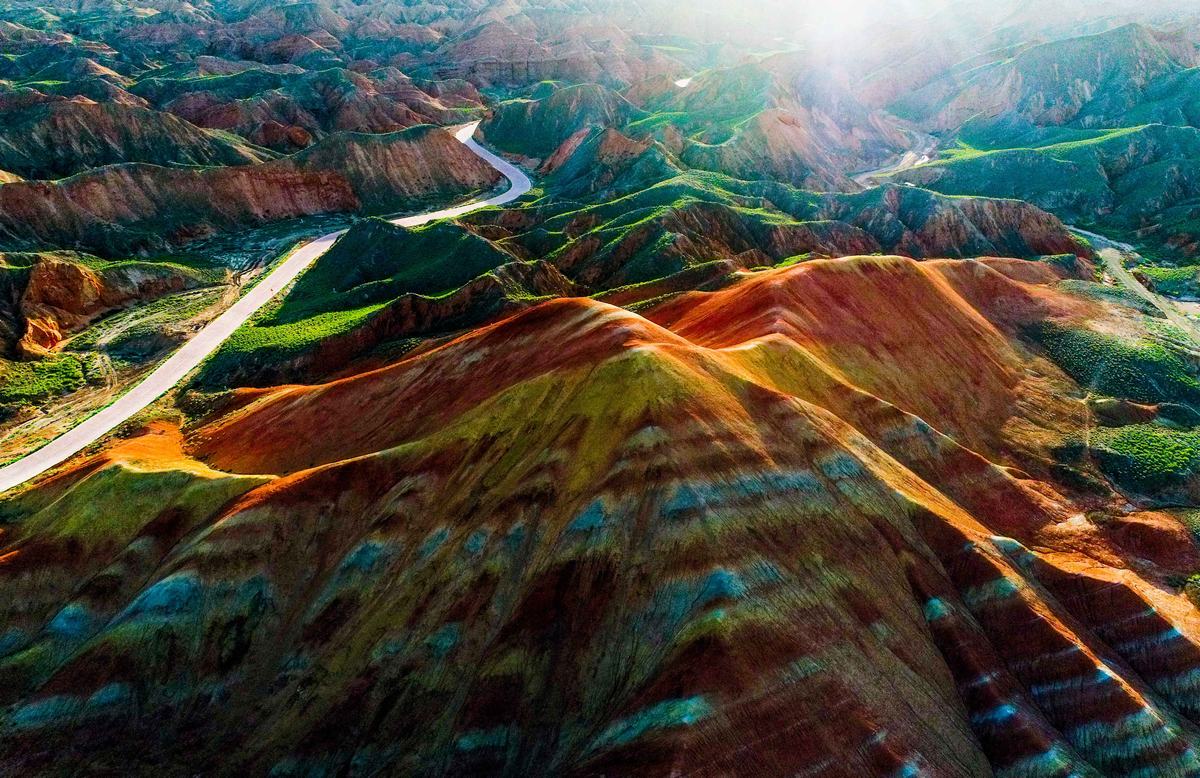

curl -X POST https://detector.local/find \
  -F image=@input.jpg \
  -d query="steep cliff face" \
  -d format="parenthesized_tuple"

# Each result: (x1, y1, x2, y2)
(3, 256, 1199, 775)
(0, 125, 501, 255)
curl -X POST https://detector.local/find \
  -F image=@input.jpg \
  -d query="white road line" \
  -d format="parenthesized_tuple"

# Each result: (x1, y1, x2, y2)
(0, 121, 531, 494)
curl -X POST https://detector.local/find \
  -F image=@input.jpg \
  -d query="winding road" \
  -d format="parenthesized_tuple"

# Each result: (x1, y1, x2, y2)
(0, 122, 531, 494)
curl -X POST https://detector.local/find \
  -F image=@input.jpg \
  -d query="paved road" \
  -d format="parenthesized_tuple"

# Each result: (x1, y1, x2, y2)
(0, 122, 530, 494)
(1071, 227, 1200, 343)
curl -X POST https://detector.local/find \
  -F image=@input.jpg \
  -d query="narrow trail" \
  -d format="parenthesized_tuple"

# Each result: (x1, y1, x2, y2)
(1071, 227, 1200, 344)
(0, 122, 531, 495)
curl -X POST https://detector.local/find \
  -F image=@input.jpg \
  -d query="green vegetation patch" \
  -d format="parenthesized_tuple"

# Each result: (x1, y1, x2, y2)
(1028, 321, 1200, 405)
(0, 354, 87, 410)
(1092, 423, 1200, 494)
(275, 218, 515, 323)
(197, 218, 517, 386)
(1169, 508, 1200, 543)
(238, 303, 382, 357)
(1139, 265, 1200, 298)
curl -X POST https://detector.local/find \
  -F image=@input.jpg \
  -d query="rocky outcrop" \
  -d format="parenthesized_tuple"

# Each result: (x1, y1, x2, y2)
(0, 252, 217, 358)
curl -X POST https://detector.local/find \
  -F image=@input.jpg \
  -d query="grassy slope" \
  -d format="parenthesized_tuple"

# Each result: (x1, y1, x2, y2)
(896, 124, 1200, 257)
(197, 218, 517, 382)
(1029, 320, 1200, 406)
(0, 354, 87, 407)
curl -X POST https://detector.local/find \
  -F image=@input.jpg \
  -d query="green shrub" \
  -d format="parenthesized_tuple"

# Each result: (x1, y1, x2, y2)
(1029, 321, 1200, 405)
(1139, 265, 1200, 298)
(0, 354, 87, 409)
(1091, 424, 1200, 493)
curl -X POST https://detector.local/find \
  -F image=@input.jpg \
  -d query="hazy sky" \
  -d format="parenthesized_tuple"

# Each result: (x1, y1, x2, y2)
(652, 0, 1200, 64)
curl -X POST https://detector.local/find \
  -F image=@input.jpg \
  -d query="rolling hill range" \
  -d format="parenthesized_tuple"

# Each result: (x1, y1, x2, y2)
(893, 124, 1200, 255)
(480, 58, 911, 191)
(192, 151, 1090, 389)
(0, 124, 501, 255)
(884, 21, 1200, 263)
(6, 1, 1200, 776)
(891, 23, 1199, 132)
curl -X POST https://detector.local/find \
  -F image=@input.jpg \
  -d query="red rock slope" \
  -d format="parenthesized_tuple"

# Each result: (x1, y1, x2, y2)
(2, 256, 1200, 776)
